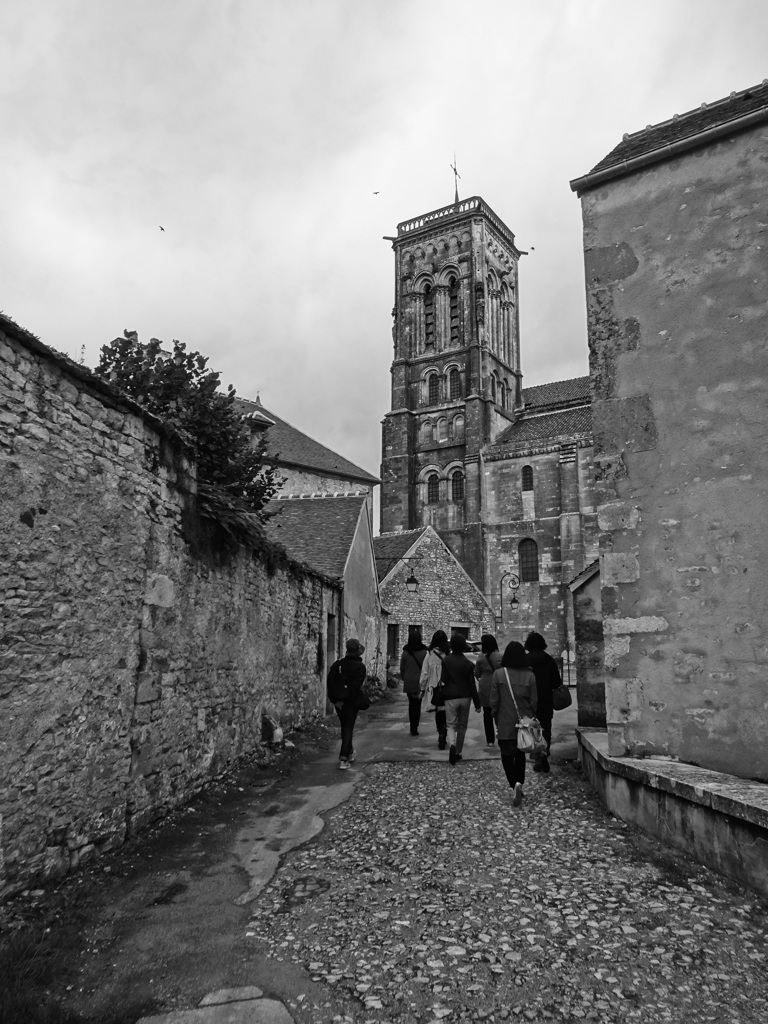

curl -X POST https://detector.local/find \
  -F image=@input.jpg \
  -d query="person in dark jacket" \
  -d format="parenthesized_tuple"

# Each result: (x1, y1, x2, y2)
(400, 627, 428, 736)
(490, 641, 537, 806)
(524, 631, 561, 773)
(474, 633, 502, 745)
(327, 638, 367, 770)
(440, 634, 480, 765)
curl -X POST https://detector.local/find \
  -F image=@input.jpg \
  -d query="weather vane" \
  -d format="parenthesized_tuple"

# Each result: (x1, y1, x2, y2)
(450, 152, 461, 204)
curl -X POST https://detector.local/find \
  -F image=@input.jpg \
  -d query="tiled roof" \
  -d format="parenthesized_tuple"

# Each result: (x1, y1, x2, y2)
(372, 529, 426, 583)
(522, 376, 591, 411)
(265, 496, 367, 580)
(490, 405, 593, 451)
(235, 397, 380, 485)
(574, 80, 768, 189)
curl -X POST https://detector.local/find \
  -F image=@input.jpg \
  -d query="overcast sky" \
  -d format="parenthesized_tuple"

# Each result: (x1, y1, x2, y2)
(3, 0, 767, 489)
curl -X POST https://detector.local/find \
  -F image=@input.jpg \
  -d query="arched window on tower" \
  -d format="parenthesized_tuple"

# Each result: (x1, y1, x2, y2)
(522, 465, 533, 491)
(452, 413, 465, 441)
(490, 375, 497, 403)
(428, 373, 440, 405)
(518, 538, 539, 582)
(451, 470, 465, 502)
(449, 368, 461, 400)
(500, 383, 506, 409)
(427, 473, 440, 504)
(424, 285, 435, 348)
(449, 276, 460, 346)
(420, 421, 435, 446)
(437, 418, 449, 443)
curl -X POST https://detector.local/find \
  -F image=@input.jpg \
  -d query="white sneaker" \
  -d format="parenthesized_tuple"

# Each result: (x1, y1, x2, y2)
(349, 748, 356, 763)
(512, 782, 523, 807)
(339, 760, 350, 770)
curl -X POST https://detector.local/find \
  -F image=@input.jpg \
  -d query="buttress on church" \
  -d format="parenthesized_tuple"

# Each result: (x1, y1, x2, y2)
(378, 195, 598, 662)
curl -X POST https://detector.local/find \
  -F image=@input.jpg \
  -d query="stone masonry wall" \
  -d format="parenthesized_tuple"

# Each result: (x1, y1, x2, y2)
(580, 123, 768, 780)
(0, 322, 339, 899)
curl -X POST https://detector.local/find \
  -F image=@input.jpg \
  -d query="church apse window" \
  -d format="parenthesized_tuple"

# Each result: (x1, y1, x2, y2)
(522, 465, 533, 491)
(518, 538, 539, 582)
(451, 470, 465, 502)
(428, 373, 440, 406)
(449, 368, 461, 400)
(424, 285, 435, 348)
(427, 473, 440, 504)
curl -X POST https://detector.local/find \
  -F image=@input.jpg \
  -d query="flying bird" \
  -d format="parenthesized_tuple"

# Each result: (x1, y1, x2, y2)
(373, 191, 380, 195)
(159, 225, 165, 232)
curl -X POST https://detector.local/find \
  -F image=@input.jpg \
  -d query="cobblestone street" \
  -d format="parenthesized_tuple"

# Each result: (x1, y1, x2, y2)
(245, 701, 768, 1024)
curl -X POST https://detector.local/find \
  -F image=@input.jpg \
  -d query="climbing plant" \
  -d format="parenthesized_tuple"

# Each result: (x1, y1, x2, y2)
(95, 332, 282, 543)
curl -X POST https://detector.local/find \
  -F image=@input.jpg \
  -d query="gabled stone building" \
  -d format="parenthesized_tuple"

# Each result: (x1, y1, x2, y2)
(380, 197, 598, 651)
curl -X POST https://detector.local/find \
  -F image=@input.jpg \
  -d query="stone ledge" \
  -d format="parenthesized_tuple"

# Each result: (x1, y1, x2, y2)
(577, 727, 768, 897)
(578, 728, 768, 831)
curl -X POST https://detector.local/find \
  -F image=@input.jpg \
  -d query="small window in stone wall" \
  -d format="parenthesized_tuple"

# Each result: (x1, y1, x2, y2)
(518, 537, 539, 582)
(428, 374, 440, 405)
(452, 414, 465, 441)
(427, 474, 440, 503)
(451, 471, 464, 502)
(449, 368, 461, 399)
(421, 421, 434, 446)
(424, 286, 435, 347)
(522, 465, 533, 491)
(437, 418, 449, 443)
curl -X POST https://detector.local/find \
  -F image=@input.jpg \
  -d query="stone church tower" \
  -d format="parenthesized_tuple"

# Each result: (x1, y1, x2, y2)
(380, 195, 598, 657)
(381, 196, 524, 577)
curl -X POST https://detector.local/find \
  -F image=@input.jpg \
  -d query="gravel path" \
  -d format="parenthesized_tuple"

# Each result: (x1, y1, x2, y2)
(247, 759, 768, 1024)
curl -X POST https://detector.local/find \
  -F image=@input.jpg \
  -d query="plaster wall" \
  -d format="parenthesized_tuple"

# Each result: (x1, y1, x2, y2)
(580, 124, 768, 779)
(342, 505, 384, 681)
(0, 325, 339, 898)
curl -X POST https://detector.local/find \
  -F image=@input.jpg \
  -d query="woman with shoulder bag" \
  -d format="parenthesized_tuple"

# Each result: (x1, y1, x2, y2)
(400, 627, 428, 736)
(489, 641, 537, 806)
(474, 633, 502, 746)
(419, 629, 450, 750)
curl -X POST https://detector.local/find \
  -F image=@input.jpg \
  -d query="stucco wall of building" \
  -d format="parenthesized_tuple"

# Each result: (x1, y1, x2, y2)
(580, 124, 768, 779)
(0, 324, 339, 899)
(342, 505, 384, 681)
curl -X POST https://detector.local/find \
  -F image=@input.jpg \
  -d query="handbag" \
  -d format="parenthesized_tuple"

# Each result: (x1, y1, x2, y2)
(352, 689, 371, 711)
(504, 670, 547, 755)
(552, 683, 573, 711)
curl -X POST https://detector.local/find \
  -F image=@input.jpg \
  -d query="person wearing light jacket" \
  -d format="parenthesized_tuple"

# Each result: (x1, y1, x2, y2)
(419, 629, 450, 749)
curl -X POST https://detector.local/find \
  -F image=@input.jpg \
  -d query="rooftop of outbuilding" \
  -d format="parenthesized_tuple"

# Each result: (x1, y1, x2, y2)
(571, 79, 768, 193)
(265, 495, 368, 581)
(235, 396, 379, 485)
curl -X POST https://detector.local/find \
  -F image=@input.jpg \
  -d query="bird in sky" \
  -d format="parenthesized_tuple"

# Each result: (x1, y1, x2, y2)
(372, 191, 379, 195)
(159, 225, 165, 232)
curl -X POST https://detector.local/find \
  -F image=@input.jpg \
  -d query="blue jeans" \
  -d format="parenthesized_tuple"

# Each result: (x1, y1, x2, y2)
(445, 698, 471, 755)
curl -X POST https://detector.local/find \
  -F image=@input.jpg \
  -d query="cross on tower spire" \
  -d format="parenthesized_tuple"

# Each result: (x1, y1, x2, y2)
(450, 152, 461, 204)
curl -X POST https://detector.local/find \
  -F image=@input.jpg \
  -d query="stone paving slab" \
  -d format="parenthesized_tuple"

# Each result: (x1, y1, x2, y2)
(137, 996, 293, 1023)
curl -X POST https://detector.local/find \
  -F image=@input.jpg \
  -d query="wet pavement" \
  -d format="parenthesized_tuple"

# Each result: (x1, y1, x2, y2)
(3, 691, 767, 1024)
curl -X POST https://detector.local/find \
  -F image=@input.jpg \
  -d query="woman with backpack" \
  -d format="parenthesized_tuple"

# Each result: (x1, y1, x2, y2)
(400, 627, 428, 736)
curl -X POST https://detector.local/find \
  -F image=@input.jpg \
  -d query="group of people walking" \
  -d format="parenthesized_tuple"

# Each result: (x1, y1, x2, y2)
(327, 627, 567, 808)
(400, 627, 564, 806)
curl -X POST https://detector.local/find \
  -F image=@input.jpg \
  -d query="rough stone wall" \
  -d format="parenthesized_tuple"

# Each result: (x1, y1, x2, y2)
(580, 124, 768, 780)
(0, 323, 339, 898)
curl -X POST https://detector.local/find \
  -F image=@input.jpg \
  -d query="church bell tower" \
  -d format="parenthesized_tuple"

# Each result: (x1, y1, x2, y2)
(380, 196, 524, 581)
